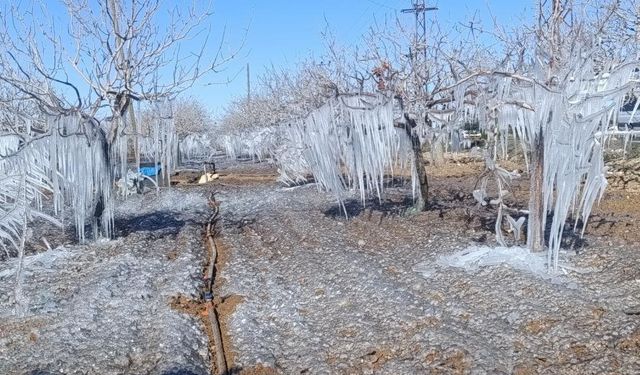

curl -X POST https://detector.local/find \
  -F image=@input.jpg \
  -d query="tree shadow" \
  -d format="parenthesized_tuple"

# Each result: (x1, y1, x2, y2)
(323, 185, 475, 220)
(451, 203, 589, 250)
(559, 217, 589, 250)
(161, 370, 203, 375)
(323, 196, 415, 219)
(382, 175, 411, 188)
(473, 211, 589, 250)
(114, 211, 188, 237)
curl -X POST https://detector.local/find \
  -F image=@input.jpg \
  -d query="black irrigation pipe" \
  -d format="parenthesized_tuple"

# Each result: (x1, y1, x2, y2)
(204, 192, 227, 375)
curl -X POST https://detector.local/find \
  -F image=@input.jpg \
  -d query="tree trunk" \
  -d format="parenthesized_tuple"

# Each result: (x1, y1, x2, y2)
(411, 132, 429, 211)
(401, 113, 429, 211)
(128, 104, 140, 170)
(527, 130, 545, 252)
(395, 93, 430, 211)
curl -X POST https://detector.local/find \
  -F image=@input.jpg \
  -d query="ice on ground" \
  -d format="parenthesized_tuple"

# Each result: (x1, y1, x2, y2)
(434, 246, 550, 276)
(213, 164, 640, 374)
(0, 187, 211, 375)
(116, 188, 208, 217)
(431, 245, 594, 280)
(0, 246, 72, 280)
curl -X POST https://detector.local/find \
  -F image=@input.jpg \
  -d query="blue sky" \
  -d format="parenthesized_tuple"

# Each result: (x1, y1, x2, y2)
(197, 0, 532, 116)
(41, 1, 532, 117)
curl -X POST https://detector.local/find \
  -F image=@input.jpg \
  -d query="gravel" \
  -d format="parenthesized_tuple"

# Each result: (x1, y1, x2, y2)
(215, 167, 640, 374)
(0, 188, 212, 375)
(2, 158, 640, 374)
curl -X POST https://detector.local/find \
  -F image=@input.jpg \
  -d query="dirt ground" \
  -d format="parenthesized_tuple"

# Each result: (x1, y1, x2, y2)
(0, 188, 214, 375)
(211, 157, 640, 374)
(1, 156, 640, 374)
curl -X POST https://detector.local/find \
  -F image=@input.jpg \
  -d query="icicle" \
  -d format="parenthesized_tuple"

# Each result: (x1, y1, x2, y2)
(280, 94, 412, 207)
(485, 45, 639, 272)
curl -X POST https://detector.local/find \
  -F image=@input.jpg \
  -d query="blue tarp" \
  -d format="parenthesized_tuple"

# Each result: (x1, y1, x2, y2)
(139, 166, 161, 177)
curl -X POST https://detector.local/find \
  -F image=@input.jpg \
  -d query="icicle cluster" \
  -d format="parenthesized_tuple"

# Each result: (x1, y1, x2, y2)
(0, 135, 52, 252)
(285, 95, 412, 206)
(274, 124, 311, 185)
(410, 80, 480, 162)
(218, 123, 314, 185)
(152, 102, 178, 186)
(47, 115, 113, 241)
(179, 133, 217, 162)
(221, 127, 279, 162)
(112, 101, 178, 194)
(492, 58, 638, 270)
(1, 114, 112, 249)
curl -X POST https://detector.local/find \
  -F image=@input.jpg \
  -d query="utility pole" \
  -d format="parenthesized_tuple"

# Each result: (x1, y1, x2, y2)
(402, 1, 437, 100)
(246, 63, 251, 104)
(401, 1, 438, 211)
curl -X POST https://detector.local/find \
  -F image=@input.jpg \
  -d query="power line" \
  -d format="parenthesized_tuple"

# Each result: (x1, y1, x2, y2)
(344, 3, 374, 40)
(402, 1, 437, 98)
(364, 0, 397, 11)
(401, 0, 437, 65)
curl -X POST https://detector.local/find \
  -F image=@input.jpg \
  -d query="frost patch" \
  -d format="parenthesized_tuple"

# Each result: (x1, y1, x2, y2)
(116, 189, 207, 216)
(437, 246, 549, 276)
(418, 246, 592, 281)
(0, 247, 73, 280)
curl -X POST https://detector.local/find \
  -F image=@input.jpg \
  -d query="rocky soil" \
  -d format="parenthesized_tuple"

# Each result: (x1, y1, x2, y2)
(213, 160, 640, 374)
(2, 157, 640, 374)
(0, 188, 213, 375)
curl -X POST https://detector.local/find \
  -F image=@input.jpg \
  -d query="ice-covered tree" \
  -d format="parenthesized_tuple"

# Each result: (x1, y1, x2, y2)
(478, 0, 639, 269)
(175, 99, 214, 138)
(0, 0, 238, 246)
(219, 15, 482, 210)
(216, 57, 348, 168)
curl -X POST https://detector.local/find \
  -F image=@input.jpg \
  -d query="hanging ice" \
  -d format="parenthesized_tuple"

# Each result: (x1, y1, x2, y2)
(485, 48, 639, 271)
(283, 94, 413, 206)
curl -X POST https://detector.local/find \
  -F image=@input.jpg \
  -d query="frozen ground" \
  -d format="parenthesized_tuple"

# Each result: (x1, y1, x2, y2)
(215, 162, 640, 374)
(2, 159, 640, 374)
(0, 188, 212, 375)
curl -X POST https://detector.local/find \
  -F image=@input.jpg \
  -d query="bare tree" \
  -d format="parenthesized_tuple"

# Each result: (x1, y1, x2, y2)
(218, 12, 481, 211)
(0, 0, 240, 245)
(471, 0, 640, 270)
(140, 97, 215, 138)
